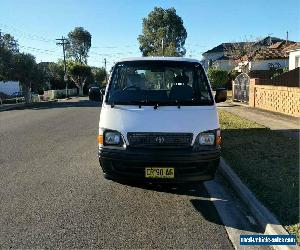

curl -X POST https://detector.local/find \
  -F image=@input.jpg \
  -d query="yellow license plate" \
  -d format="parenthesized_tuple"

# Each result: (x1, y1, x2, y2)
(145, 168, 175, 178)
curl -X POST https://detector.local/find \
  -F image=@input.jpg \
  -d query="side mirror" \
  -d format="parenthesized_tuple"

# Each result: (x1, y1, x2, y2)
(215, 88, 227, 103)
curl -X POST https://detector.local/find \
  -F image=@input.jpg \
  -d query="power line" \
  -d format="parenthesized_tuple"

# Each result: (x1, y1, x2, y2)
(91, 44, 138, 49)
(19, 45, 57, 53)
(0, 23, 55, 43)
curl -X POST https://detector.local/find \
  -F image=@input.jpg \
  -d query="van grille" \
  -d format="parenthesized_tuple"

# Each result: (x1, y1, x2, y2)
(127, 132, 193, 148)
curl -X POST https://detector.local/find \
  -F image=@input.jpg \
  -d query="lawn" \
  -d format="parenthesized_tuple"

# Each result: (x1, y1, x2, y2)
(218, 110, 299, 240)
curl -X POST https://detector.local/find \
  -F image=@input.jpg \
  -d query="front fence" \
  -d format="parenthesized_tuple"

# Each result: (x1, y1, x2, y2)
(256, 67, 299, 87)
(248, 79, 300, 117)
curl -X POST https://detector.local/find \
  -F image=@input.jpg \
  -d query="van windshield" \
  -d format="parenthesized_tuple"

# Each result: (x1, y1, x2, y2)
(106, 60, 213, 106)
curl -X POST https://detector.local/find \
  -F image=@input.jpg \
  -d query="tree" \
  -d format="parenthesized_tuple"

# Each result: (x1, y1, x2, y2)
(207, 68, 229, 90)
(11, 53, 38, 102)
(0, 33, 19, 53)
(0, 33, 19, 80)
(0, 47, 14, 80)
(66, 27, 91, 64)
(0, 33, 46, 98)
(68, 62, 91, 96)
(93, 67, 107, 86)
(138, 7, 187, 56)
(47, 62, 65, 89)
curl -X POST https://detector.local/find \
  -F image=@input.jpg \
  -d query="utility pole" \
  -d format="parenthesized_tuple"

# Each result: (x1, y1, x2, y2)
(286, 31, 289, 44)
(0, 29, 2, 47)
(104, 58, 107, 84)
(56, 36, 69, 97)
(161, 38, 165, 56)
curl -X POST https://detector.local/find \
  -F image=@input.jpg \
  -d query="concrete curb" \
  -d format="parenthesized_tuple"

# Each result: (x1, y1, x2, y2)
(0, 100, 59, 112)
(0, 103, 25, 112)
(219, 158, 295, 250)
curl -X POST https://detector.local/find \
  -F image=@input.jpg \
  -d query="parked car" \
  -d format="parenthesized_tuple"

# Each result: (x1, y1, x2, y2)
(10, 91, 25, 98)
(97, 57, 227, 183)
(88, 86, 101, 101)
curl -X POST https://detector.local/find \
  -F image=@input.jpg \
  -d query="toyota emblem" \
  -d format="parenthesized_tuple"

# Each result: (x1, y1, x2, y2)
(155, 136, 165, 144)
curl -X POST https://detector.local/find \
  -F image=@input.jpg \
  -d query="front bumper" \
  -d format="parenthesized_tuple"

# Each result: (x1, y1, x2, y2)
(98, 146, 220, 182)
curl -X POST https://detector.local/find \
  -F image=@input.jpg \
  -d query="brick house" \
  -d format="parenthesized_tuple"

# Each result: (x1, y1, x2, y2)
(201, 36, 286, 72)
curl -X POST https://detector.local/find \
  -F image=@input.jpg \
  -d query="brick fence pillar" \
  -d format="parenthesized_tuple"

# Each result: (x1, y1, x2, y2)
(249, 78, 258, 107)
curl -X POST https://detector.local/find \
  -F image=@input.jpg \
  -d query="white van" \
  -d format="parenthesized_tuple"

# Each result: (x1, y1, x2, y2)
(97, 57, 227, 183)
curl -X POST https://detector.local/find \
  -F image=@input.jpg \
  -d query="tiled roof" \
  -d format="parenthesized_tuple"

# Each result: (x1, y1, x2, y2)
(254, 36, 287, 46)
(254, 48, 288, 60)
(203, 42, 249, 54)
(283, 42, 300, 52)
(203, 37, 289, 55)
(253, 42, 297, 60)
(269, 42, 283, 49)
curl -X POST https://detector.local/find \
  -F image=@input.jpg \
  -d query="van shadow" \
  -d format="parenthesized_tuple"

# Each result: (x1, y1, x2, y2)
(112, 178, 263, 233)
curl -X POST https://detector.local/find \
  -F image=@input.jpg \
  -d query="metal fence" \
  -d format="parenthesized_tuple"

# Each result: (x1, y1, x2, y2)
(232, 73, 250, 103)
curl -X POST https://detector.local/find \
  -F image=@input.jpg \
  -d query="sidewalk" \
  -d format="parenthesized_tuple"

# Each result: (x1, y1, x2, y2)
(0, 102, 26, 112)
(217, 102, 300, 138)
(0, 97, 83, 112)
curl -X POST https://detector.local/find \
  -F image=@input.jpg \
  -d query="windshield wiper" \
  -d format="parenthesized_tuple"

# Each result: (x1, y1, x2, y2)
(130, 100, 153, 108)
(110, 101, 115, 108)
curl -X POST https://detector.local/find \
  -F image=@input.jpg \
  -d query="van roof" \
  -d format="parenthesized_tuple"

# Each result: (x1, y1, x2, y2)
(117, 57, 201, 64)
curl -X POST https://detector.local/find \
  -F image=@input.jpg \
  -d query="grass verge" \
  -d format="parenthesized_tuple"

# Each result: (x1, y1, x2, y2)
(218, 110, 299, 241)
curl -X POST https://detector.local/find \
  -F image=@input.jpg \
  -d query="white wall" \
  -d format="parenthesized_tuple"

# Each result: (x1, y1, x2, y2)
(202, 52, 224, 70)
(43, 89, 77, 100)
(212, 60, 235, 72)
(289, 50, 300, 70)
(0, 81, 20, 95)
(249, 59, 288, 71)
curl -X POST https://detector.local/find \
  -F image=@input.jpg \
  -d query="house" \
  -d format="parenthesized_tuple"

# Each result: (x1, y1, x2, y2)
(201, 42, 248, 71)
(201, 36, 288, 72)
(236, 41, 293, 73)
(285, 43, 300, 70)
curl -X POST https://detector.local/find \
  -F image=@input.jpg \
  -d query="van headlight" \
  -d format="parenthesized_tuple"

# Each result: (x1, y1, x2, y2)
(199, 132, 215, 145)
(195, 129, 221, 146)
(104, 130, 122, 145)
(98, 129, 125, 147)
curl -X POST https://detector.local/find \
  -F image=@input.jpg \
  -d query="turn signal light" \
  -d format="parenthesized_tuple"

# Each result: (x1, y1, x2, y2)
(216, 130, 222, 145)
(97, 135, 103, 144)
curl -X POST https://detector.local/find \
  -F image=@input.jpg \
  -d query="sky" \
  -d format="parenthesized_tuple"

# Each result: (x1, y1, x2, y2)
(0, 0, 299, 69)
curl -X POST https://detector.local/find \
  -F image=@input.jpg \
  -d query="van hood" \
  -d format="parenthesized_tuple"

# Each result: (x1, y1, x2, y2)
(99, 104, 219, 144)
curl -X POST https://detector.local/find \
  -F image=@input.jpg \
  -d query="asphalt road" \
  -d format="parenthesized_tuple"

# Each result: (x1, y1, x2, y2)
(0, 98, 233, 249)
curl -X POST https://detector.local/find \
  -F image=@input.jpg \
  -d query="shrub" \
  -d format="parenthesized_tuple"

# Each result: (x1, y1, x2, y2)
(207, 68, 229, 90)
